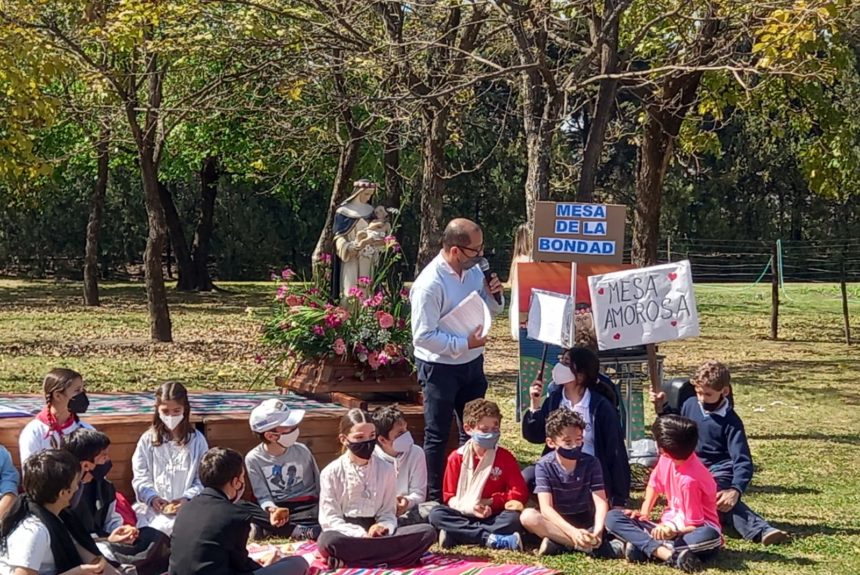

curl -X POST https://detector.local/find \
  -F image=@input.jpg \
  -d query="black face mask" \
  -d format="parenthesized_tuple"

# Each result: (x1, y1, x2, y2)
(91, 461, 113, 480)
(67, 391, 90, 414)
(346, 438, 377, 460)
(702, 398, 725, 412)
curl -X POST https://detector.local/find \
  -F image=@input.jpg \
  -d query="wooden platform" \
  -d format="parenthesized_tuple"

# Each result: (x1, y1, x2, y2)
(0, 398, 455, 500)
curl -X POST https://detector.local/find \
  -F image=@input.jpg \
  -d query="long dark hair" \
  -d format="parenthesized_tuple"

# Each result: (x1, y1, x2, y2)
(0, 450, 79, 551)
(151, 381, 195, 446)
(565, 347, 618, 406)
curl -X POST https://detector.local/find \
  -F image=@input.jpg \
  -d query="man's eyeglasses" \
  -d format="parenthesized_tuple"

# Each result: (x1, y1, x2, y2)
(456, 244, 483, 256)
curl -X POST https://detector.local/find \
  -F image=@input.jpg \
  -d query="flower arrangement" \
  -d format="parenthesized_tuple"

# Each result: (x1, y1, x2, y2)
(260, 233, 412, 377)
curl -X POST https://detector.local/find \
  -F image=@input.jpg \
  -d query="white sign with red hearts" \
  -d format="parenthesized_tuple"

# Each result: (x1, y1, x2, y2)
(588, 260, 700, 350)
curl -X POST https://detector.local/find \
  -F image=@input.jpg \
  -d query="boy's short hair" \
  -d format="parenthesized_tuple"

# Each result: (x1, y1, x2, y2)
(545, 409, 585, 440)
(692, 360, 730, 391)
(372, 405, 405, 438)
(463, 398, 502, 428)
(198, 447, 244, 489)
(652, 415, 698, 460)
(23, 450, 80, 505)
(65, 429, 111, 463)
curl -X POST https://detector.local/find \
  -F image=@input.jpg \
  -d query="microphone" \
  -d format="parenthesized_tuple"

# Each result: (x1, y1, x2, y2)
(478, 257, 503, 305)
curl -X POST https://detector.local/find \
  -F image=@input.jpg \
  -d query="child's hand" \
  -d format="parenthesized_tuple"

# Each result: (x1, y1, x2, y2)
(269, 507, 290, 527)
(623, 509, 646, 520)
(504, 500, 524, 512)
(716, 489, 740, 512)
(396, 496, 410, 516)
(108, 525, 138, 544)
(566, 528, 593, 549)
(150, 497, 169, 513)
(472, 504, 492, 519)
(529, 380, 543, 410)
(649, 390, 666, 411)
(651, 523, 677, 540)
(367, 523, 389, 538)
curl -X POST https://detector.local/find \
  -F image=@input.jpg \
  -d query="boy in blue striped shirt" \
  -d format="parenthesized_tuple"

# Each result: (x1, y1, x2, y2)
(520, 410, 622, 558)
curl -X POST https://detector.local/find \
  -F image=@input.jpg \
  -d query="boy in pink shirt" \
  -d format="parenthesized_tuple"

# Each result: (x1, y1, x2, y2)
(606, 415, 722, 573)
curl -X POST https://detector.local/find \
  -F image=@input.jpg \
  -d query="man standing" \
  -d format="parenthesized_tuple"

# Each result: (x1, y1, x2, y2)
(410, 218, 504, 501)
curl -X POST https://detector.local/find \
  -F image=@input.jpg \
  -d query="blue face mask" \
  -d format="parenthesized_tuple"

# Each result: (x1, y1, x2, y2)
(556, 445, 583, 460)
(472, 431, 500, 450)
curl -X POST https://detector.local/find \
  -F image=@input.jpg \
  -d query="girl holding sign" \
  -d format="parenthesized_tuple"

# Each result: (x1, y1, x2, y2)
(521, 347, 630, 508)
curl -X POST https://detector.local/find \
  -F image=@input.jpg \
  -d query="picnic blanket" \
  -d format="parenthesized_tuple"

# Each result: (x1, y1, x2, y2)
(248, 542, 557, 575)
(0, 391, 340, 418)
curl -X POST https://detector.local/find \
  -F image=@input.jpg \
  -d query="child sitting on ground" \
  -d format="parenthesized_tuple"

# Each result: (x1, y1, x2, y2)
(0, 449, 120, 575)
(606, 415, 723, 573)
(428, 398, 528, 551)
(372, 405, 435, 526)
(317, 409, 436, 569)
(245, 399, 321, 541)
(64, 429, 170, 575)
(169, 447, 311, 575)
(132, 382, 209, 536)
(521, 410, 622, 558)
(19, 368, 94, 463)
(651, 360, 788, 545)
(0, 445, 18, 520)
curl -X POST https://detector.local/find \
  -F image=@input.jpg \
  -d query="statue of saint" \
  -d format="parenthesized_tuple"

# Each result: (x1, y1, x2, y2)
(332, 179, 388, 301)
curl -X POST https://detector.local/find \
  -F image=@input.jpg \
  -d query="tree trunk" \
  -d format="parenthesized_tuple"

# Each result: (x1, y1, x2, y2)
(632, 113, 674, 267)
(383, 120, 403, 208)
(521, 71, 561, 230)
(415, 107, 448, 274)
(83, 122, 110, 306)
(191, 156, 219, 291)
(311, 134, 362, 267)
(159, 182, 196, 291)
(140, 157, 173, 342)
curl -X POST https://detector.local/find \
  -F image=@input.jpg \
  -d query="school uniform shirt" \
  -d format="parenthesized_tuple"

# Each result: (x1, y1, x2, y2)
(18, 418, 94, 465)
(132, 429, 209, 505)
(441, 445, 528, 514)
(319, 453, 398, 538)
(534, 451, 604, 516)
(169, 487, 271, 575)
(648, 453, 721, 533)
(244, 442, 320, 511)
(374, 444, 427, 510)
(0, 515, 56, 575)
(0, 446, 19, 497)
(559, 388, 595, 456)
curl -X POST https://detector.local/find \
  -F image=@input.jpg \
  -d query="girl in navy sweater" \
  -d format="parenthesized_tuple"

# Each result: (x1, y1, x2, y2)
(522, 347, 630, 508)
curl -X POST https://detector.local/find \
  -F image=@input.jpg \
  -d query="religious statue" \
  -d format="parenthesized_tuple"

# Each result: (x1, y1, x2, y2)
(332, 179, 389, 301)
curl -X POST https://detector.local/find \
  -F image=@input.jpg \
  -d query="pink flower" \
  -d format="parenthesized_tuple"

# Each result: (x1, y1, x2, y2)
(354, 342, 368, 355)
(347, 286, 365, 299)
(281, 267, 296, 281)
(378, 352, 390, 366)
(375, 311, 395, 329)
(399, 287, 410, 300)
(311, 325, 325, 336)
(367, 351, 381, 370)
(357, 276, 371, 287)
(318, 253, 333, 265)
(396, 319, 407, 330)
(325, 315, 342, 328)
(363, 292, 384, 308)
(333, 338, 347, 356)
(285, 294, 302, 307)
(384, 236, 400, 252)
(384, 343, 399, 357)
(308, 287, 320, 295)
(276, 285, 288, 301)
(270, 273, 279, 281)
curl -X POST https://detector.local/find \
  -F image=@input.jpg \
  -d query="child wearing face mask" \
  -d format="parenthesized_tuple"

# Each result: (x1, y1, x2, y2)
(245, 399, 321, 541)
(317, 409, 436, 569)
(131, 381, 208, 536)
(428, 398, 528, 551)
(650, 360, 788, 546)
(20, 368, 95, 464)
(371, 405, 436, 526)
(520, 410, 623, 558)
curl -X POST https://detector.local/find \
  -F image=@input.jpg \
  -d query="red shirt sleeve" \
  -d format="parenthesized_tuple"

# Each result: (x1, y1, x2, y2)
(442, 450, 462, 505)
(488, 449, 529, 513)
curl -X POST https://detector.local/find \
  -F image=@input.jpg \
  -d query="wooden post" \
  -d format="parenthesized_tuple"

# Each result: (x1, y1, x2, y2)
(667, 237, 672, 263)
(841, 260, 852, 345)
(771, 244, 779, 340)
(646, 343, 661, 394)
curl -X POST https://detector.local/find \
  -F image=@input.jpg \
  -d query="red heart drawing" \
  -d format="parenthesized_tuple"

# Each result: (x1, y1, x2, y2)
(597, 288, 605, 295)
(668, 272, 678, 281)
(612, 333, 621, 340)
(671, 320, 678, 327)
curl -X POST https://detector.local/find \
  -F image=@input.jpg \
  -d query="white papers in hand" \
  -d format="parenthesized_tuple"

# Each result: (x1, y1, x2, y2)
(439, 291, 492, 339)
(527, 289, 574, 348)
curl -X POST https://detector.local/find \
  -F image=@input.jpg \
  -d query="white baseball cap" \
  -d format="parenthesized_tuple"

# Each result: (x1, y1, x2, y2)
(249, 399, 305, 433)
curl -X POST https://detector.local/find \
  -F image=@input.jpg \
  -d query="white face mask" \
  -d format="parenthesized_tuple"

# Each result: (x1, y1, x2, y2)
(552, 362, 576, 385)
(160, 413, 184, 431)
(277, 428, 300, 448)
(392, 431, 414, 454)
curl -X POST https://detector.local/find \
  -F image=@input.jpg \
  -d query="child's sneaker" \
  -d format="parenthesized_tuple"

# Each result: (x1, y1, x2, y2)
(292, 524, 322, 541)
(624, 541, 648, 563)
(538, 537, 569, 556)
(607, 539, 625, 559)
(761, 528, 789, 545)
(486, 532, 523, 552)
(438, 529, 455, 549)
(671, 549, 703, 573)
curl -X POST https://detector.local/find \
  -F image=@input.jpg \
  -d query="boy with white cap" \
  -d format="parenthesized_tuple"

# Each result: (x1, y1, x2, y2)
(245, 399, 321, 541)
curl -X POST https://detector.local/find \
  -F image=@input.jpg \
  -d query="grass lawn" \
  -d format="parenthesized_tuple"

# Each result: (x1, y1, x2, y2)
(1, 278, 859, 574)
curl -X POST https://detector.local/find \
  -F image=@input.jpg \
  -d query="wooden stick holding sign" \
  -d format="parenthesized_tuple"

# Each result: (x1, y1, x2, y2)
(588, 260, 700, 393)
